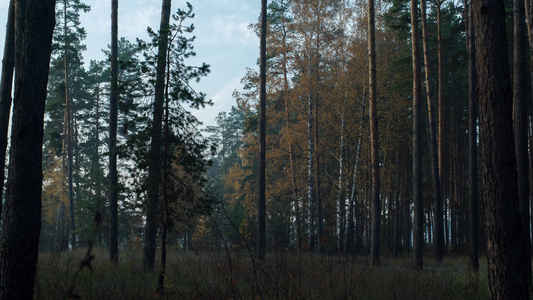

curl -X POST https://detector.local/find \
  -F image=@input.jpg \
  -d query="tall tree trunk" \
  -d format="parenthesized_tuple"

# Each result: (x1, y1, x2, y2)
(530, 119, 533, 251)
(63, 0, 76, 249)
(157, 73, 171, 293)
(109, 0, 119, 263)
(314, 97, 323, 254)
(347, 93, 365, 255)
(0, 0, 56, 297)
(0, 0, 15, 219)
(393, 158, 401, 257)
(526, 0, 533, 255)
(73, 116, 82, 234)
(94, 83, 104, 246)
(278, 10, 300, 252)
(467, 0, 479, 272)
(411, 0, 424, 270)
(257, 0, 267, 261)
(282, 82, 300, 253)
(157, 214, 168, 293)
(421, 0, 444, 262)
(283, 83, 300, 254)
(427, 210, 432, 244)
(473, 0, 530, 297)
(285, 93, 300, 254)
(291, 158, 301, 252)
(314, 9, 324, 255)
(307, 77, 316, 251)
(144, 0, 171, 270)
(437, 0, 446, 251)
(337, 108, 346, 254)
(368, 0, 381, 266)
(513, 0, 531, 286)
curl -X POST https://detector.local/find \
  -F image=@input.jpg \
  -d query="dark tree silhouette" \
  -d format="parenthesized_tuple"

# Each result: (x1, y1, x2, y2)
(467, 0, 479, 272)
(0, 0, 14, 219)
(109, 0, 119, 263)
(411, 0, 424, 270)
(421, 0, 444, 262)
(0, 0, 56, 298)
(257, 0, 267, 261)
(513, 0, 531, 285)
(473, 0, 530, 297)
(144, 0, 172, 271)
(368, 0, 381, 266)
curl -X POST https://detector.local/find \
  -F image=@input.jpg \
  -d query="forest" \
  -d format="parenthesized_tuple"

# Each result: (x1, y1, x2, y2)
(0, 0, 530, 299)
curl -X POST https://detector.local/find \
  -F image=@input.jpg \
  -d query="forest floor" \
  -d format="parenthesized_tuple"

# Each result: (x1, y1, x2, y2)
(35, 247, 489, 299)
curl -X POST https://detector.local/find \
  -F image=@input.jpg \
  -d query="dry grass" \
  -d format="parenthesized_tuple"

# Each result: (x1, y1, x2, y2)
(35, 248, 489, 299)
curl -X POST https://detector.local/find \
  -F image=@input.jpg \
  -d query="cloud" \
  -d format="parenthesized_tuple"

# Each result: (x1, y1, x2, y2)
(207, 16, 257, 46)
(211, 76, 241, 107)
(120, 3, 160, 41)
(196, 76, 241, 127)
(193, 0, 259, 47)
(80, 0, 161, 62)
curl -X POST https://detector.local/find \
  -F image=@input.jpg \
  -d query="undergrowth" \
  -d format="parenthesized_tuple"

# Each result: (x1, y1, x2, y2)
(35, 248, 489, 299)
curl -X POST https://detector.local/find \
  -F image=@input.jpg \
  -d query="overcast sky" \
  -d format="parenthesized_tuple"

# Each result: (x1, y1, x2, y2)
(0, 0, 260, 127)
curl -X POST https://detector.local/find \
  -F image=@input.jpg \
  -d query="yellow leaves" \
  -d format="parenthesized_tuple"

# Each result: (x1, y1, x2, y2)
(191, 215, 213, 250)
(224, 163, 248, 207)
(42, 157, 69, 225)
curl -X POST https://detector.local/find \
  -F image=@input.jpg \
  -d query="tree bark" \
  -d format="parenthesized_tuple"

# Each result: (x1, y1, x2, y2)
(347, 93, 365, 255)
(368, 0, 381, 266)
(0, 0, 15, 219)
(526, 0, 533, 255)
(157, 73, 171, 293)
(144, 0, 171, 270)
(0, 0, 56, 298)
(279, 10, 301, 252)
(109, 0, 119, 263)
(473, 0, 530, 297)
(314, 95, 323, 254)
(393, 159, 401, 257)
(285, 91, 301, 253)
(437, 0, 446, 253)
(307, 75, 316, 251)
(420, 0, 444, 262)
(337, 108, 346, 254)
(467, 0, 479, 272)
(63, 0, 77, 249)
(257, 0, 267, 261)
(513, 0, 531, 286)
(411, 0, 424, 270)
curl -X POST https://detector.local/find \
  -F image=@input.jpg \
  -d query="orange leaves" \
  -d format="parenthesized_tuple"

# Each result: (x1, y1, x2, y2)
(42, 157, 70, 224)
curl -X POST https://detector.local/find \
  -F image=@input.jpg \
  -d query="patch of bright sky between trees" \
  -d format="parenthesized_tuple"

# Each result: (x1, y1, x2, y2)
(0, 0, 260, 127)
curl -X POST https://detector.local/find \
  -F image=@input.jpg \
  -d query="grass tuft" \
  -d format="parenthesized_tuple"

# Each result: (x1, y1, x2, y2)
(35, 248, 489, 299)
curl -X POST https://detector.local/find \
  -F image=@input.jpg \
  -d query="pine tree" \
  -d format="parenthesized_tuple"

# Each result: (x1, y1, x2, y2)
(473, 0, 530, 296)
(0, 0, 14, 220)
(0, 0, 56, 297)
(411, 0, 424, 270)
(139, 1, 211, 270)
(143, 0, 172, 271)
(109, 0, 119, 263)
(420, 0, 443, 262)
(257, 0, 268, 261)
(368, 0, 382, 266)
(467, 0, 479, 272)
(44, 0, 91, 249)
(513, 0, 531, 285)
